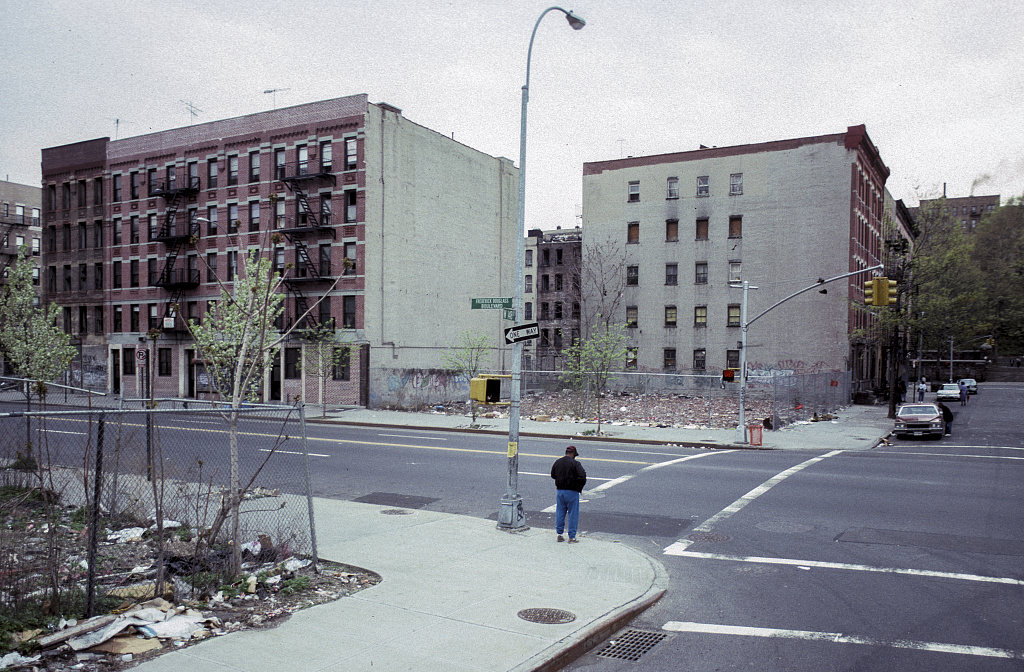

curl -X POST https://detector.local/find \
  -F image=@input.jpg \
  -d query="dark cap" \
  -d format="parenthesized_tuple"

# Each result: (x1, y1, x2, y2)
(565, 445, 579, 456)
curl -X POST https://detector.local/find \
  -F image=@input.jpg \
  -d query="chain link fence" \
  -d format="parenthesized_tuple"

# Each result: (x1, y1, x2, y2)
(0, 386, 317, 619)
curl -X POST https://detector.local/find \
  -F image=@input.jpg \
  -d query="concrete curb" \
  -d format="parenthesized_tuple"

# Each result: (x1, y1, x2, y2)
(511, 544, 672, 672)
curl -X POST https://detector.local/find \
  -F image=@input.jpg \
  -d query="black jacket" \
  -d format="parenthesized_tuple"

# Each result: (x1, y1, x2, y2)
(551, 455, 587, 492)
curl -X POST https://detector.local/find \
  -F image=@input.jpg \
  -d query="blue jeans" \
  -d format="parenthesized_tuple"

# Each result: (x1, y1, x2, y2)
(555, 490, 580, 539)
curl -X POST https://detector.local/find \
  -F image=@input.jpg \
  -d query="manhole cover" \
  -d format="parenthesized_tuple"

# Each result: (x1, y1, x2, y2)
(380, 509, 413, 515)
(517, 608, 576, 624)
(687, 531, 730, 543)
(597, 629, 669, 661)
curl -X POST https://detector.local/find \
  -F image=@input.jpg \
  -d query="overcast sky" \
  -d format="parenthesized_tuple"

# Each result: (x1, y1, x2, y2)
(2, 0, 1022, 228)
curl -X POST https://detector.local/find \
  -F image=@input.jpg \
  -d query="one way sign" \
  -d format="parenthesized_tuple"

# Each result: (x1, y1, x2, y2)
(504, 322, 540, 345)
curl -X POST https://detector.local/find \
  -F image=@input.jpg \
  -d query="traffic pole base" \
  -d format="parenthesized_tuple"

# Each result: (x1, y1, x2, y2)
(497, 495, 529, 531)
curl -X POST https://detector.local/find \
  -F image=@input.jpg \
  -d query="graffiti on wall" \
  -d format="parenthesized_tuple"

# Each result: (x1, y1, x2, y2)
(370, 369, 470, 408)
(747, 360, 835, 378)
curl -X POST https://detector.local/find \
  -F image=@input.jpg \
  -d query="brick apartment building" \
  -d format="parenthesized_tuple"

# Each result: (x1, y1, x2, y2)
(41, 94, 517, 407)
(581, 125, 895, 392)
(523, 227, 582, 371)
(914, 192, 1000, 231)
(0, 180, 42, 285)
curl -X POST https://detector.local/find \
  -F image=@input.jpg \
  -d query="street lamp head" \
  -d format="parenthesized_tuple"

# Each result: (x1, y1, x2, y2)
(564, 10, 586, 30)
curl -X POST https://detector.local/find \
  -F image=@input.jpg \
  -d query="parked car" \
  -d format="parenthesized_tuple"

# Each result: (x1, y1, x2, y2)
(936, 383, 961, 402)
(893, 403, 944, 439)
(957, 378, 978, 394)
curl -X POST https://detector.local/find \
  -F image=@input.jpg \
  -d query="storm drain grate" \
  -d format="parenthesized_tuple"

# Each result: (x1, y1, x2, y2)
(596, 629, 668, 662)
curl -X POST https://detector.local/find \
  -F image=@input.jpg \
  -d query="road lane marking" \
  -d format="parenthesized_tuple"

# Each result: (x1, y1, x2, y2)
(662, 621, 1024, 660)
(664, 549, 1024, 586)
(42, 429, 87, 435)
(894, 451, 1024, 461)
(259, 449, 329, 458)
(377, 433, 448, 441)
(540, 452, 728, 512)
(664, 450, 843, 555)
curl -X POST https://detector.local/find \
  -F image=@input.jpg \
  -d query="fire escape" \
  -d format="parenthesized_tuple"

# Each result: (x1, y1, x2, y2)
(152, 174, 201, 331)
(0, 210, 29, 277)
(279, 159, 336, 333)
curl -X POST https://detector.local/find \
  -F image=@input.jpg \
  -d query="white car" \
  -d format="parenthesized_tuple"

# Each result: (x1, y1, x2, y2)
(935, 383, 961, 402)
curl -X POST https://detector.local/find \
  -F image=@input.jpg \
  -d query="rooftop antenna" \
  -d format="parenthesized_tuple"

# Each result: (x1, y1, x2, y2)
(263, 88, 291, 108)
(106, 117, 133, 139)
(179, 100, 203, 124)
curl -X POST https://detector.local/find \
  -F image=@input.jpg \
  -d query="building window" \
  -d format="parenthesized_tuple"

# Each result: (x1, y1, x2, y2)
(729, 215, 742, 238)
(540, 302, 550, 319)
(555, 274, 563, 291)
(667, 177, 679, 199)
(525, 249, 533, 267)
(166, 165, 176, 189)
(94, 306, 104, 333)
(727, 304, 741, 327)
(695, 262, 708, 284)
(730, 173, 743, 195)
(626, 265, 638, 286)
(696, 175, 709, 197)
(540, 275, 550, 292)
(345, 190, 357, 222)
(62, 223, 71, 250)
(542, 249, 550, 267)
(627, 181, 640, 202)
(130, 305, 140, 332)
(345, 137, 358, 170)
(203, 205, 217, 235)
(664, 348, 676, 369)
(130, 172, 139, 200)
(158, 348, 172, 376)
(226, 251, 237, 282)
(342, 295, 356, 328)
(78, 264, 87, 290)
(249, 201, 260, 231)
(625, 347, 638, 369)
(147, 259, 157, 286)
(693, 348, 706, 370)
(665, 263, 677, 286)
(694, 305, 707, 327)
(525, 302, 533, 320)
(93, 221, 103, 248)
(540, 329, 550, 347)
(284, 348, 301, 379)
(94, 262, 103, 290)
(727, 349, 740, 369)
(318, 296, 332, 328)
(696, 218, 709, 240)
(113, 305, 122, 332)
(665, 305, 677, 327)
(227, 155, 239, 185)
(148, 214, 158, 241)
(249, 151, 261, 182)
(188, 161, 199, 187)
(208, 159, 219, 188)
(130, 216, 139, 244)
(554, 302, 563, 319)
(228, 204, 239, 233)
(556, 248, 563, 265)
(206, 252, 217, 282)
(130, 260, 139, 287)
(319, 244, 332, 276)
(332, 348, 350, 380)
(78, 223, 88, 249)
(729, 261, 742, 282)
(275, 198, 286, 228)
(112, 261, 122, 289)
(122, 348, 136, 376)
(274, 149, 286, 180)
(112, 175, 122, 202)
(666, 219, 678, 242)
(62, 265, 71, 291)
(627, 221, 639, 244)
(31, 267, 39, 286)
(525, 274, 533, 293)
(553, 328, 563, 349)
(626, 306, 638, 328)
(320, 141, 333, 172)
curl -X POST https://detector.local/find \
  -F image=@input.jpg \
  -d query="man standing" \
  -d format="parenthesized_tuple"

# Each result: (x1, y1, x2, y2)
(551, 445, 587, 543)
(938, 401, 953, 436)
(959, 380, 968, 406)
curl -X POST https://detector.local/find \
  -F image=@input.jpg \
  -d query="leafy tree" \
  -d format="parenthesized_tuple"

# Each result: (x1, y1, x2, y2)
(301, 323, 350, 417)
(560, 323, 629, 435)
(0, 245, 77, 414)
(972, 197, 1024, 353)
(442, 330, 492, 422)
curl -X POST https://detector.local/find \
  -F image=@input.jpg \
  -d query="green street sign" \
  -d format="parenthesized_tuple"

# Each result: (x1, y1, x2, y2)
(471, 297, 513, 310)
(502, 308, 516, 321)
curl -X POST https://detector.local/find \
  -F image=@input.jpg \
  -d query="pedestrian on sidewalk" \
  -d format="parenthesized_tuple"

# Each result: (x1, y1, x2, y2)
(958, 380, 968, 406)
(551, 445, 587, 543)
(918, 379, 927, 402)
(938, 401, 953, 435)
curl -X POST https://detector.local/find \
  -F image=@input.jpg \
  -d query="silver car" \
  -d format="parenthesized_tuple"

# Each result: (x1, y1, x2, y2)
(957, 378, 978, 394)
(936, 383, 961, 402)
(893, 403, 944, 438)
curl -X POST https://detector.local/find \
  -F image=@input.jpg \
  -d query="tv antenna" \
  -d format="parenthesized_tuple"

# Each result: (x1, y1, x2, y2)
(263, 88, 291, 108)
(179, 100, 203, 124)
(106, 117, 133, 139)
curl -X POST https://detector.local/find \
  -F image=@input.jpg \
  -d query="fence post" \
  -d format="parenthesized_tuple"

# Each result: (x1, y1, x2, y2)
(298, 403, 320, 573)
(86, 413, 104, 617)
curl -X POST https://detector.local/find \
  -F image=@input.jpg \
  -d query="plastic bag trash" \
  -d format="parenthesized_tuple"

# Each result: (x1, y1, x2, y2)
(241, 540, 261, 556)
(138, 615, 204, 640)
(281, 558, 311, 572)
(107, 527, 147, 543)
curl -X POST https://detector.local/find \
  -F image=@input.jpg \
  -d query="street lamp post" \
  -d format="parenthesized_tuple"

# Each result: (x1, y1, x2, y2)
(498, 6, 585, 531)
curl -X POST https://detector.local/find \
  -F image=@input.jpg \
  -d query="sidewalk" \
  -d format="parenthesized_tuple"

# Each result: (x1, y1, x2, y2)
(317, 402, 896, 452)
(131, 499, 668, 672)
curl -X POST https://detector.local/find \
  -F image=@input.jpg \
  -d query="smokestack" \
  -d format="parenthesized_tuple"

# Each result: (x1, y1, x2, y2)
(943, 182, 947, 198)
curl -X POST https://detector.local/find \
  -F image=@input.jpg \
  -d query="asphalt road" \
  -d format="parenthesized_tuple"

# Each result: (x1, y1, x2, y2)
(566, 382, 1024, 671)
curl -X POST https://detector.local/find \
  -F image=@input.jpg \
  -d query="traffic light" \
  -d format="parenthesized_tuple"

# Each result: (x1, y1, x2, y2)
(469, 376, 500, 404)
(722, 369, 735, 382)
(863, 279, 876, 306)
(886, 278, 898, 305)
